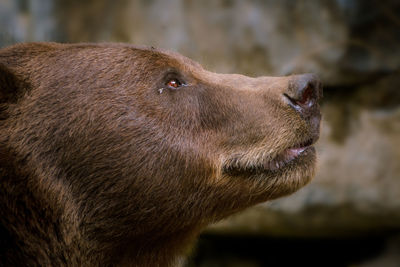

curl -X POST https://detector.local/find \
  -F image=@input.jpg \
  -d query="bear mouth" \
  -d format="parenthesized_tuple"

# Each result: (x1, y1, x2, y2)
(222, 137, 317, 176)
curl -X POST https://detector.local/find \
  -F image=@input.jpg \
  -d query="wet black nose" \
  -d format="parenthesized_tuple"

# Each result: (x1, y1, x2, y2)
(284, 74, 322, 114)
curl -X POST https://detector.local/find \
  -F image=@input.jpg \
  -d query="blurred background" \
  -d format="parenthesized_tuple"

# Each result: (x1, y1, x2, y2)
(1, 0, 399, 266)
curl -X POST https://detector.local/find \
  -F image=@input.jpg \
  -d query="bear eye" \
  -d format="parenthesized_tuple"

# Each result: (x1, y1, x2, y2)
(166, 79, 182, 89)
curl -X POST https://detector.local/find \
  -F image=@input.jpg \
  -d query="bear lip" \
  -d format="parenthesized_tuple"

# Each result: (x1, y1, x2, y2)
(266, 145, 310, 171)
(266, 135, 318, 171)
(223, 136, 318, 175)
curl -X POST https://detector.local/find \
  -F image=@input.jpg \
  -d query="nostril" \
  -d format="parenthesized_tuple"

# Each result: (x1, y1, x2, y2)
(284, 87, 313, 110)
(285, 74, 321, 112)
(296, 84, 314, 107)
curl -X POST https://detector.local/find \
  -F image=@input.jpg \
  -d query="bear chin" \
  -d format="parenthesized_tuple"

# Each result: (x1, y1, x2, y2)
(222, 146, 316, 198)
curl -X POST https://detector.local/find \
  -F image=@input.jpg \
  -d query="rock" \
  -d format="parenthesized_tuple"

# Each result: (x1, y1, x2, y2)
(358, 235, 400, 267)
(208, 87, 400, 237)
(0, 0, 399, 238)
(1, 0, 400, 86)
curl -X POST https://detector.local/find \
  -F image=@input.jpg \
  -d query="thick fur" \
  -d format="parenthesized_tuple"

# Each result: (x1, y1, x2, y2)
(0, 43, 321, 266)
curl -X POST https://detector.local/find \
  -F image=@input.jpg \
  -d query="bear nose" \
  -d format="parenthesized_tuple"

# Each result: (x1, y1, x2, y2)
(284, 74, 322, 114)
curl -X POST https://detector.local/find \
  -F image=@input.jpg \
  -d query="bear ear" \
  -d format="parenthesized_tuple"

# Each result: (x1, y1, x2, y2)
(0, 63, 23, 104)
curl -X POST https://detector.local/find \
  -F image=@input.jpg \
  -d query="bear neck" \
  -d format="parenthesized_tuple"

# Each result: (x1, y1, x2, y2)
(0, 149, 202, 266)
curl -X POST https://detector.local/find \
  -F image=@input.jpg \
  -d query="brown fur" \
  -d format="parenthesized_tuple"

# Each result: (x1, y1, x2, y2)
(0, 43, 322, 266)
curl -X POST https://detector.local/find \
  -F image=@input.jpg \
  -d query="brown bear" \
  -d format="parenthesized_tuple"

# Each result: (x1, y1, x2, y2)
(0, 43, 322, 266)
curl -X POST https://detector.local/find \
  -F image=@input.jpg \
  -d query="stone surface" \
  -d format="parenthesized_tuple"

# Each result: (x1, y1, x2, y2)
(0, 0, 399, 238)
(1, 0, 400, 85)
(208, 114, 400, 235)
(209, 75, 400, 237)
